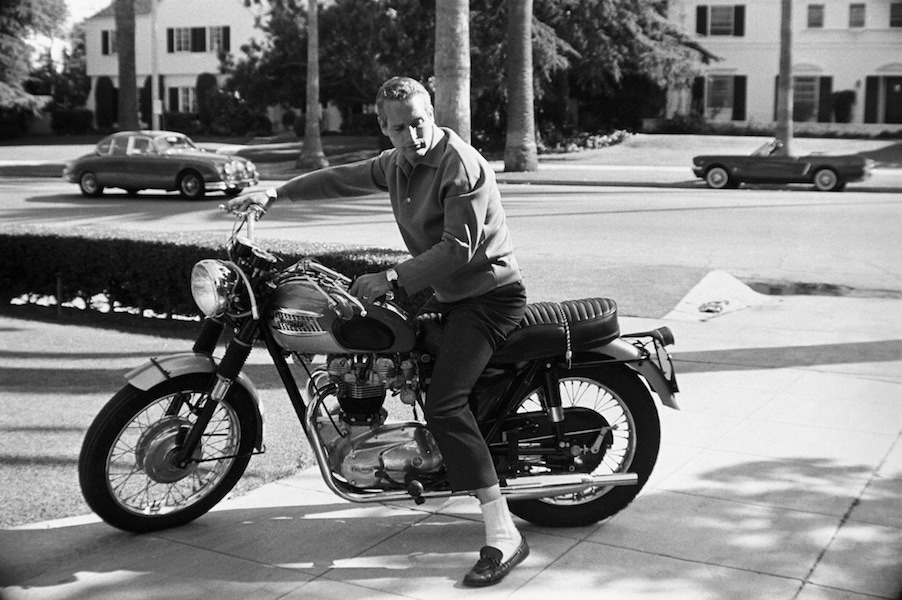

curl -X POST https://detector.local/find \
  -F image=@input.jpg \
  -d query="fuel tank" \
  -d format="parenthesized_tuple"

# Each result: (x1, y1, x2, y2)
(267, 278, 416, 354)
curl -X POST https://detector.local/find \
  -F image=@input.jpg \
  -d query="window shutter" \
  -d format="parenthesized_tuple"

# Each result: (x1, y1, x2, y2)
(169, 88, 179, 112)
(696, 6, 709, 35)
(191, 27, 206, 52)
(102, 31, 109, 55)
(223, 26, 230, 52)
(817, 77, 833, 122)
(734, 5, 745, 36)
(167, 28, 174, 53)
(864, 77, 879, 123)
(732, 75, 747, 121)
(692, 76, 706, 114)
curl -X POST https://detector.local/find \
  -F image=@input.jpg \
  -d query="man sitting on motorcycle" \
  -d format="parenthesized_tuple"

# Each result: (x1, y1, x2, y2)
(228, 76, 529, 587)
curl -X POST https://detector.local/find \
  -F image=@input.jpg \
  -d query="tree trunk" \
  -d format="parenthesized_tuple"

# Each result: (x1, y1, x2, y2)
(503, 0, 537, 172)
(434, 0, 471, 143)
(115, 0, 139, 129)
(297, 0, 328, 169)
(774, 0, 793, 156)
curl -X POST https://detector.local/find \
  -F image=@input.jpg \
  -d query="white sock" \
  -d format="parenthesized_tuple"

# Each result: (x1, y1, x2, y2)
(480, 497, 522, 561)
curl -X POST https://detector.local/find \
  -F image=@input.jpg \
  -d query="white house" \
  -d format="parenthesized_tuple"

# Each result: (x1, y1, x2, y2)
(665, 0, 902, 133)
(83, 0, 263, 126)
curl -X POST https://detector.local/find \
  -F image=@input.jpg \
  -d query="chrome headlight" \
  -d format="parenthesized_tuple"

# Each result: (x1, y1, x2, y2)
(191, 260, 236, 317)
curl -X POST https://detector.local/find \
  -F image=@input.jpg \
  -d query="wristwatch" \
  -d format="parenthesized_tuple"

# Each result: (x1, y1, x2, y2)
(385, 268, 400, 292)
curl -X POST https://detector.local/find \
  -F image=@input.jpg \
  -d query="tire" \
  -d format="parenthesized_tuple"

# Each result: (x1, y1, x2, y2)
(78, 373, 259, 532)
(178, 171, 205, 200)
(223, 188, 243, 198)
(813, 168, 843, 192)
(508, 364, 660, 527)
(125, 188, 140, 197)
(78, 172, 104, 197)
(704, 166, 734, 189)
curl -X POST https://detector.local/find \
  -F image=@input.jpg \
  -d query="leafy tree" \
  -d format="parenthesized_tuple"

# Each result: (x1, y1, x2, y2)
(0, 0, 68, 111)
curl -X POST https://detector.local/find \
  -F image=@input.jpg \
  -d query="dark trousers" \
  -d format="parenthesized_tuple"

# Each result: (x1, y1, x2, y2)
(418, 281, 527, 491)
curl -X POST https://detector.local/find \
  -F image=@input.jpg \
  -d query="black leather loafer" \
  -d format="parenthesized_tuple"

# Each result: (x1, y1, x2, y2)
(462, 539, 530, 587)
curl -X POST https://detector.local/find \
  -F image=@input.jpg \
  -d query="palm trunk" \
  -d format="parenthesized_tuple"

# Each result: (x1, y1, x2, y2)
(504, 0, 537, 172)
(434, 0, 471, 142)
(115, 0, 139, 129)
(297, 0, 328, 169)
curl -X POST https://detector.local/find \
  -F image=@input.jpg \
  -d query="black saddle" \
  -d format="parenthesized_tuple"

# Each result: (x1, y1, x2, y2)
(417, 298, 619, 365)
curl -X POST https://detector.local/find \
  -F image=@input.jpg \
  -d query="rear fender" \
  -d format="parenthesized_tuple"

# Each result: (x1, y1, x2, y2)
(592, 339, 680, 409)
(125, 352, 264, 449)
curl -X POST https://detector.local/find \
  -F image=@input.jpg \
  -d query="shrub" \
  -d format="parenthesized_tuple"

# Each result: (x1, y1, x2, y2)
(0, 227, 428, 320)
(51, 108, 94, 134)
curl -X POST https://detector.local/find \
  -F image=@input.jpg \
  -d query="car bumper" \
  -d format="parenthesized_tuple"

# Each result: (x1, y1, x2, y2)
(206, 175, 259, 192)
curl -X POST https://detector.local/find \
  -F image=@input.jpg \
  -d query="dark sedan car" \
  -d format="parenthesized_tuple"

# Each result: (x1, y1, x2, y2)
(63, 130, 259, 200)
(692, 139, 874, 191)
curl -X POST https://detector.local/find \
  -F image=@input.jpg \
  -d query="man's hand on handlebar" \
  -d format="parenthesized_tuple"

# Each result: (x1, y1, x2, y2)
(225, 188, 274, 214)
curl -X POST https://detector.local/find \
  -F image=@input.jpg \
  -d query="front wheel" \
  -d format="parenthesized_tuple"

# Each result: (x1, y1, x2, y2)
(78, 373, 259, 532)
(79, 171, 104, 196)
(178, 170, 205, 200)
(704, 166, 738, 189)
(508, 365, 660, 527)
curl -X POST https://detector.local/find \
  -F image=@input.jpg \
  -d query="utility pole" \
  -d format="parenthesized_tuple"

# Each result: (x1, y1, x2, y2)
(774, 0, 793, 155)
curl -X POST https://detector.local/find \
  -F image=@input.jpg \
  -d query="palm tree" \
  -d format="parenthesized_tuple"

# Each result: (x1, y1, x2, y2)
(115, 0, 139, 129)
(434, 0, 470, 142)
(774, 0, 793, 156)
(503, 0, 537, 172)
(297, 0, 328, 169)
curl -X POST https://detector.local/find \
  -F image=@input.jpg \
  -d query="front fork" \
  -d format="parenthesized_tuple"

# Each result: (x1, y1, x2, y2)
(173, 318, 256, 468)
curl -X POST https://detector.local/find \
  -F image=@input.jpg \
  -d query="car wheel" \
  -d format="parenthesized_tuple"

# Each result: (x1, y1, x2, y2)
(704, 166, 733, 189)
(178, 171, 205, 200)
(79, 172, 104, 197)
(813, 168, 843, 192)
(125, 188, 140, 197)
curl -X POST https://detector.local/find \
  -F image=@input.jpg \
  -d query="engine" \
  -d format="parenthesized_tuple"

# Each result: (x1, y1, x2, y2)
(313, 354, 443, 489)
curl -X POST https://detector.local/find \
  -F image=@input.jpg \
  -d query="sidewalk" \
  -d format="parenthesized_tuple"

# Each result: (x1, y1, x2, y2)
(2, 273, 900, 600)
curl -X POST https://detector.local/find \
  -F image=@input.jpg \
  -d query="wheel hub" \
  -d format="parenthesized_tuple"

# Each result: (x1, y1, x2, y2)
(134, 417, 202, 483)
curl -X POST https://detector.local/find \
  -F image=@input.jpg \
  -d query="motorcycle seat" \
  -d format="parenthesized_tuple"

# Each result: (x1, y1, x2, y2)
(416, 298, 619, 365)
(491, 298, 619, 364)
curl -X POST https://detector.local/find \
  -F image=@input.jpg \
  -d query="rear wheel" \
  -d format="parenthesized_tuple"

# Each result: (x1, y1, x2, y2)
(178, 171, 205, 200)
(78, 373, 259, 532)
(78, 172, 104, 196)
(507, 365, 660, 527)
(813, 168, 843, 192)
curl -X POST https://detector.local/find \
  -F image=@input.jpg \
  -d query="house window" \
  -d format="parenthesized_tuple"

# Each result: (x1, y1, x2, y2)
(890, 3, 902, 26)
(101, 30, 117, 55)
(696, 5, 746, 36)
(807, 4, 825, 28)
(209, 26, 231, 53)
(179, 87, 197, 113)
(707, 76, 734, 113)
(849, 3, 865, 27)
(167, 27, 208, 53)
(793, 77, 819, 122)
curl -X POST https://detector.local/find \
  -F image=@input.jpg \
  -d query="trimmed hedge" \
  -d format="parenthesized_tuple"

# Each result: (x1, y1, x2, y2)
(0, 226, 428, 321)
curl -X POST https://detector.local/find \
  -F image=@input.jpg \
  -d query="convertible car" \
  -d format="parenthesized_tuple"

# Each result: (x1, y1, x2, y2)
(63, 130, 258, 200)
(692, 139, 874, 191)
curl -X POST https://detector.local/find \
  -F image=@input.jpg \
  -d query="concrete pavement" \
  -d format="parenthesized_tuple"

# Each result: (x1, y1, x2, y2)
(1, 271, 901, 599)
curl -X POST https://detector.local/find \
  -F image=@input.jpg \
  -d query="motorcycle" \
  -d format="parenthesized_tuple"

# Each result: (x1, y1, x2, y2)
(78, 205, 679, 533)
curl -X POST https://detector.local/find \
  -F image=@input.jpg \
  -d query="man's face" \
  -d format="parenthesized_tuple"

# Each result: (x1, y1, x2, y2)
(378, 95, 437, 164)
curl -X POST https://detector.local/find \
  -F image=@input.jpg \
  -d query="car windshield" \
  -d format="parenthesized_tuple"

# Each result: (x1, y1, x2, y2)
(751, 139, 783, 157)
(155, 134, 198, 153)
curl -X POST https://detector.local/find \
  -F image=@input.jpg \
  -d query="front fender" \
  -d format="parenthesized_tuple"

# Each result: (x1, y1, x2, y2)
(594, 339, 680, 409)
(125, 352, 264, 449)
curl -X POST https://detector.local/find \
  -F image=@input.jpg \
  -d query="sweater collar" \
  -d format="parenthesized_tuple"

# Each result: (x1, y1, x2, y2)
(396, 126, 448, 176)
